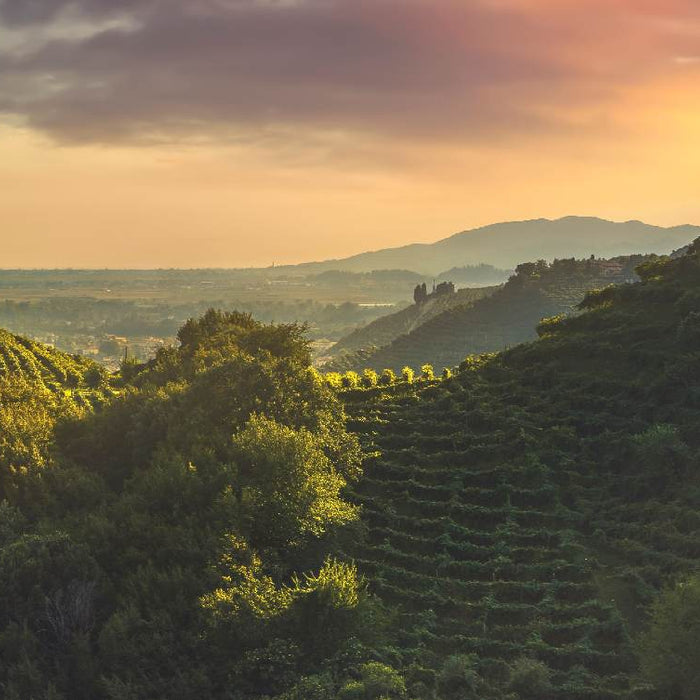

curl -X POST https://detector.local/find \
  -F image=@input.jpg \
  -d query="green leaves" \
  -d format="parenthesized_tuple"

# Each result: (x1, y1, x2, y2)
(638, 575, 700, 700)
(232, 414, 358, 548)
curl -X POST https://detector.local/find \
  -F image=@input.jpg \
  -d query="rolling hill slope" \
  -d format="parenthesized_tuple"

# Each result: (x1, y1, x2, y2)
(0, 328, 114, 407)
(337, 239, 700, 698)
(276, 216, 699, 275)
(322, 285, 497, 364)
(332, 254, 649, 373)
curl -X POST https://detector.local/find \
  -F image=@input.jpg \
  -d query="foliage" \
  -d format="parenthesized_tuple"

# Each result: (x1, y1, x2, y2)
(380, 369, 397, 386)
(401, 367, 415, 383)
(436, 654, 479, 697)
(2, 240, 700, 699)
(232, 415, 358, 547)
(638, 574, 700, 699)
(328, 253, 649, 372)
(338, 662, 406, 699)
(336, 242, 700, 699)
(420, 364, 434, 381)
(507, 657, 552, 698)
(0, 310, 369, 699)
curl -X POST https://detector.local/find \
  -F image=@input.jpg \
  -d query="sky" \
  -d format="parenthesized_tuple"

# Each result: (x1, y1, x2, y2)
(1, 0, 700, 268)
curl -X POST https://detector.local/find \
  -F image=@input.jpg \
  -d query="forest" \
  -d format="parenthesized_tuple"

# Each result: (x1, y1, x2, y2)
(0, 242, 699, 699)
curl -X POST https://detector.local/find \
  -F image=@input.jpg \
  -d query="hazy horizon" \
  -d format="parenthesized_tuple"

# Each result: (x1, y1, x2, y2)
(0, 214, 697, 271)
(2, 1, 700, 267)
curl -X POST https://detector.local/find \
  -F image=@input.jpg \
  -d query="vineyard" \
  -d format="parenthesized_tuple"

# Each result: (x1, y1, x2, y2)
(335, 245, 700, 699)
(0, 328, 114, 408)
(323, 286, 497, 367)
(331, 255, 650, 373)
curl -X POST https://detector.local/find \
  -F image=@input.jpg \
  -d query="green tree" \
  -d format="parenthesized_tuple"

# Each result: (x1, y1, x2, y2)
(232, 414, 358, 548)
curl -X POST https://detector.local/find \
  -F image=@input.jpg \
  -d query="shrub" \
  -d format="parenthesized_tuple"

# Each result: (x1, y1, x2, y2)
(233, 639, 301, 696)
(507, 657, 552, 698)
(677, 311, 700, 347)
(536, 314, 567, 337)
(638, 574, 700, 700)
(280, 673, 336, 700)
(362, 369, 379, 388)
(380, 369, 397, 386)
(421, 364, 435, 381)
(342, 372, 361, 389)
(324, 372, 343, 390)
(401, 367, 415, 383)
(436, 654, 479, 697)
(631, 424, 693, 494)
(338, 662, 406, 699)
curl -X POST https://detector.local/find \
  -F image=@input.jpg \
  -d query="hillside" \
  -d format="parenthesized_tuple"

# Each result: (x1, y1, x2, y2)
(274, 217, 699, 275)
(334, 254, 649, 373)
(1, 243, 699, 699)
(0, 328, 112, 404)
(322, 286, 497, 364)
(337, 239, 700, 698)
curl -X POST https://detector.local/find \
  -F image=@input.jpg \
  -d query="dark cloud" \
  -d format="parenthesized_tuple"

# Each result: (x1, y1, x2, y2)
(0, 0, 698, 146)
(0, 0, 145, 26)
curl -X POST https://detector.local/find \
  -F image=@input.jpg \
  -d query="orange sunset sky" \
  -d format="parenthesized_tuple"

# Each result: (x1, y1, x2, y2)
(1, 0, 699, 268)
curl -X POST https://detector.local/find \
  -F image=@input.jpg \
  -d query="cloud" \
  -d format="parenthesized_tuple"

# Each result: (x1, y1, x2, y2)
(0, 0, 699, 148)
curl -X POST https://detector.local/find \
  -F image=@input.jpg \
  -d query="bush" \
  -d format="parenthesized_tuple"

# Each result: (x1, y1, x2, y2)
(507, 657, 552, 698)
(233, 639, 301, 696)
(279, 673, 336, 700)
(638, 575, 700, 700)
(83, 366, 107, 389)
(380, 369, 397, 386)
(362, 369, 379, 388)
(436, 654, 479, 697)
(324, 372, 343, 390)
(631, 424, 694, 495)
(677, 311, 700, 347)
(342, 372, 361, 389)
(338, 662, 406, 699)
(421, 364, 435, 381)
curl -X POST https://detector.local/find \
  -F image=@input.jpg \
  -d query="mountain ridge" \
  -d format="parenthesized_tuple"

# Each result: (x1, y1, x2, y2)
(275, 216, 700, 275)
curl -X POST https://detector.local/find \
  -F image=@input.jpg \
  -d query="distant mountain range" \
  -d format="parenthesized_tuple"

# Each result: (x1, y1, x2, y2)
(279, 217, 699, 275)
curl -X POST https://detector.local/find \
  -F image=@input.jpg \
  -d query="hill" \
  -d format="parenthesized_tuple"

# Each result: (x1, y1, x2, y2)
(336, 238, 700, 698)
(276, 217, 699, 275)
(0, 328, 113, 403)
(331, 254, 649, 373)
(0, 329, 115, 501)
(321, 285, 498, 364)
(1, 239, 700, 699)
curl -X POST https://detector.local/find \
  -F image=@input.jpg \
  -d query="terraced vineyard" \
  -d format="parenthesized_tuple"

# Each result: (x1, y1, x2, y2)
(335, 243, 700, 699)
(333, 255, 649, 373)
(342, 385, 635, 699)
